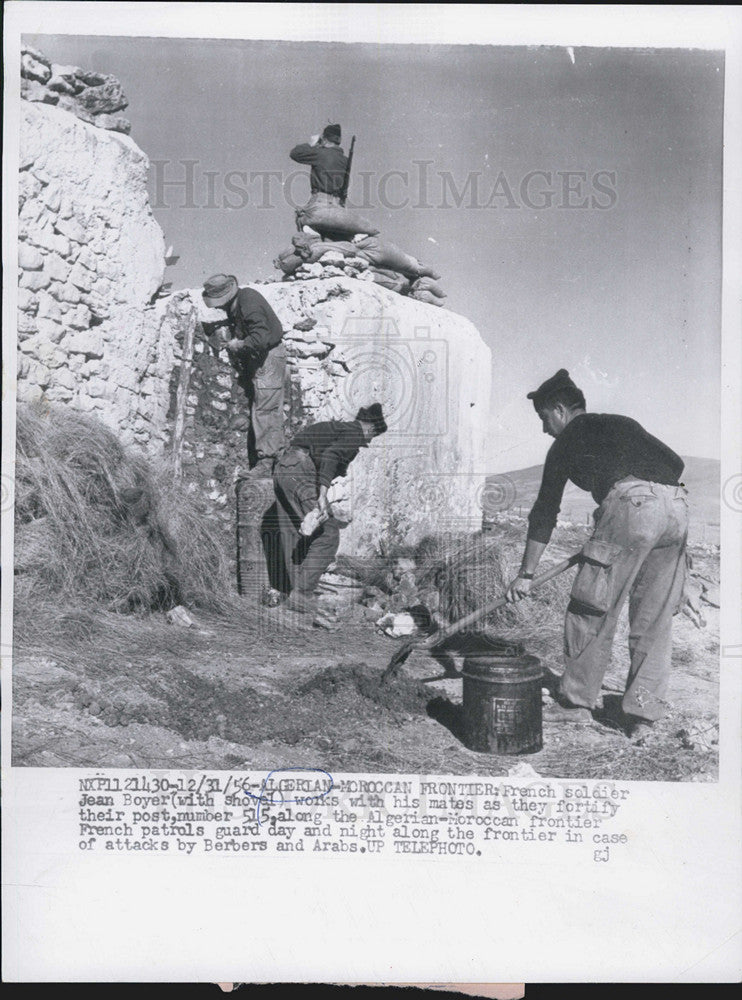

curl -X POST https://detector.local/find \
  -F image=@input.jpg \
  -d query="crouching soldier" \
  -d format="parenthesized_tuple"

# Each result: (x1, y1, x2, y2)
(274, 404, 387, 615)
(202, 274, 287, 478)
(505, 369, 689, 739)
(289, 123, 348, 229)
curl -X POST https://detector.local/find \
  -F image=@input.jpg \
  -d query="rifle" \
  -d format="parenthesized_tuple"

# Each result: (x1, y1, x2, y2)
(339, 135, 356, 207)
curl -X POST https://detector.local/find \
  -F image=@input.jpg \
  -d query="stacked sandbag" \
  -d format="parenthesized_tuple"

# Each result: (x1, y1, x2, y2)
(351, 236, 440, 279)
(273, 211, 448, 305)
(367, 268, 411, 295)
(274, 246, 303, 275)
(408, 275, 447, 307)
(295, 200, 379, 239)
(292, 233, 359, 262)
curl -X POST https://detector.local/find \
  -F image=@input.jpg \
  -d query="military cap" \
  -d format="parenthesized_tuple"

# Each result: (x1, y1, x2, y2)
(527, 368, 581, 410)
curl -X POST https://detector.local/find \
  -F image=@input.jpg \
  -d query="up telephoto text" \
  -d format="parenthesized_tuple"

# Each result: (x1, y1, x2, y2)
(77, 774, 631, 862)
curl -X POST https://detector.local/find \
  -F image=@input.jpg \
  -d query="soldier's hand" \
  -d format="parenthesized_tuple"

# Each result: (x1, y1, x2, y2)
(505, 576, 533, 604)
(310, 134, 321, 146)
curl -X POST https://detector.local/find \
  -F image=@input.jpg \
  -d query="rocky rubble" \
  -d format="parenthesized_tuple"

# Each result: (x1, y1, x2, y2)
(275, 228, 447, 305)
(21, 45, 131, 134)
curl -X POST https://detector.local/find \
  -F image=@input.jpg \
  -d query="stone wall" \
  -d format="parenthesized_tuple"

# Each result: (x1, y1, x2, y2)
(168, 276, 492, 555)
(17, 99, 168, 449)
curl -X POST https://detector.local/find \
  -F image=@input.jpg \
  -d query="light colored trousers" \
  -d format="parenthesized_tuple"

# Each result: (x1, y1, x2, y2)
(273, 447, 341, 596)
(247, 341, 286, 462)
(560, 478, 689, 721)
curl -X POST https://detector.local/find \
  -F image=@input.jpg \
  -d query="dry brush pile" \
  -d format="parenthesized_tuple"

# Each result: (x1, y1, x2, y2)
(13, 403, 235, 628)
(338, 522, 582, 652)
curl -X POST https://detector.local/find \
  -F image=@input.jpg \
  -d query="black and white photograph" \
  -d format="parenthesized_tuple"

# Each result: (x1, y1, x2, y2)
(8, 18, 728, 779)
(2, 3, 741, 985)
(9, 22, 725, 780)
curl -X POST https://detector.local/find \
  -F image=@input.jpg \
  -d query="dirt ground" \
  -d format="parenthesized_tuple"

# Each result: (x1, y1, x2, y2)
(12, 545, 720, 782)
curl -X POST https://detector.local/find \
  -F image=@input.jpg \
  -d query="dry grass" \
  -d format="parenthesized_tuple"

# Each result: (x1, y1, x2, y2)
(14, 403, 236, 617)
(427, 528, 577, 643)
(335, 524, 579, 649)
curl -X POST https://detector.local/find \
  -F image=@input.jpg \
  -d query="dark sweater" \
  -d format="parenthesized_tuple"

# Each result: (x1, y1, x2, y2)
(291, 420, 367, 487)
(225, 288, 283, 362)
(289, 143, 348, 196)
(528, 413, 684, 543)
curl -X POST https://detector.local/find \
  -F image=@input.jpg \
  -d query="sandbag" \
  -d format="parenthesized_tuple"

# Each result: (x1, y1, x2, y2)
(304, 240, 358, 263)
(296, 202, 379, 238)
(353, 236, 440, 279)
(369, 268, 410, 294)
(409, 289, 444, 307)
(274, 248, 303, 275)
(292, 232, 320, 257)
(411, 276, 446, 298)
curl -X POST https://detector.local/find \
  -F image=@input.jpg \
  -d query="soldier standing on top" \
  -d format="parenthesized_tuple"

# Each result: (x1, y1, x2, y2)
(290, 123, 348, 223)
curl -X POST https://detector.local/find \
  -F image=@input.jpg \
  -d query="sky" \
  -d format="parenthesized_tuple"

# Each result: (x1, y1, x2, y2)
(26, 35, 724, 471)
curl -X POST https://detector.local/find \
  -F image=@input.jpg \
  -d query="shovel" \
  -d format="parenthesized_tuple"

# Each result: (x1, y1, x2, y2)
(381, 552, 580, 683)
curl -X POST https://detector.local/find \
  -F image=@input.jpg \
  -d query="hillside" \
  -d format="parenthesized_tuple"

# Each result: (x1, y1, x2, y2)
(490, 457, 719, 544)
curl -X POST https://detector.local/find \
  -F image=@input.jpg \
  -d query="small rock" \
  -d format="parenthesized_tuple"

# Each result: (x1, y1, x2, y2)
(21, 46, 52, 84)
(292, 316, 317, 332)
(77, 77, 128, 115)
(17, 287, 38, 313)
(166, 605, 195, 628)
(318, 251, 346, 267)
(21, 78, 58, 106)
(46, 64, 84, 95)
(54, 216, 88, 244)
(18, 244, 45, 270)
(19, 269, 51, 292)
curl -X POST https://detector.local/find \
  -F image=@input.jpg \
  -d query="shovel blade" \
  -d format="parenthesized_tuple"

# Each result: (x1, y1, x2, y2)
(381, 636, 424, 683)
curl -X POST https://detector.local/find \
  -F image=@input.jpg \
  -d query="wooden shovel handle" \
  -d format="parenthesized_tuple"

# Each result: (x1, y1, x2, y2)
(421, 553, 581, 650)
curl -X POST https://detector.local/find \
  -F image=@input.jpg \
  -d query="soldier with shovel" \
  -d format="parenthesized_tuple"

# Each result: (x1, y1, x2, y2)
(504, 369, 690, 739)
(202, 274, 287, 478)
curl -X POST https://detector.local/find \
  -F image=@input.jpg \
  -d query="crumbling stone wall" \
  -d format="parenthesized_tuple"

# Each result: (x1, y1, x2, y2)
(21, 44, 131, 134)
(17, 98, 168, 449)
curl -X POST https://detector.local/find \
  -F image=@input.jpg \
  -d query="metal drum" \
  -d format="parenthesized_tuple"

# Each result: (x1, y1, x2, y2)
(462, 640, 543, 755)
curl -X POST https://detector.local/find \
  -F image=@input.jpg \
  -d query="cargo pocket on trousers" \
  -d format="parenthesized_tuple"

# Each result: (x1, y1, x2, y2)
(570, 539, 623, 615)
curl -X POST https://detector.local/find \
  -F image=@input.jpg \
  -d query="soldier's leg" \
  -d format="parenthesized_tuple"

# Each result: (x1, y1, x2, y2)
(561, 550, 645, 709)
(292, 518, 342, 596)
(273, 452, 317, 592)
(560, 483, 663, 709)
(251, 343, 287, 463)
(623, 490, 689, 721)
